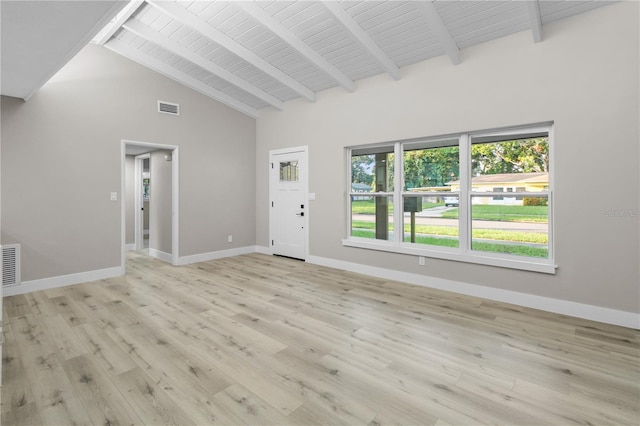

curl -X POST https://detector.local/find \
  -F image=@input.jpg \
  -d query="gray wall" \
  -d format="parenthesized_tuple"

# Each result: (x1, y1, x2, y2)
(256, 3, 639, 313)
(1, 43, 256, 281)
(125, 155, 135, 245)
(149, 150, 172, 255)
(144, 200, 149, 232)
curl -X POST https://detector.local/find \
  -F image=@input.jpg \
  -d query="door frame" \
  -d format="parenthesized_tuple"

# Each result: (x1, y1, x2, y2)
(268, 146, 309, 260)
(134, 153, 150, 251)
(121, 140, 180, 271)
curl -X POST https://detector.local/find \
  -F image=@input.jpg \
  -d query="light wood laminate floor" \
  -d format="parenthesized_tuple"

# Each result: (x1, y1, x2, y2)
(2, 252, 639, 425)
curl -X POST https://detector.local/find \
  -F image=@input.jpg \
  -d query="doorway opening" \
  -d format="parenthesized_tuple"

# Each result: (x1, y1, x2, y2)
(121, 140, 179, 271)
(134, 153, 151, 250)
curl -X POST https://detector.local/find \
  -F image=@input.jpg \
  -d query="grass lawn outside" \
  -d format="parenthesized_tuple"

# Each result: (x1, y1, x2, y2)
(442, 205, 548, 223)
(352, 221, 548, 244)
(471, 241, 548, 258)
(352, 200, 444, 215)
(352, 200, 389, 215)
(351, 202, 549, 258)
(351, 228, 548, 258)
(353, 200, 548, 223)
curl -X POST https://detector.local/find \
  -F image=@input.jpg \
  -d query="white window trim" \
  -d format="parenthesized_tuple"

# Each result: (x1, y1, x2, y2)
(344, 123, 556, 274)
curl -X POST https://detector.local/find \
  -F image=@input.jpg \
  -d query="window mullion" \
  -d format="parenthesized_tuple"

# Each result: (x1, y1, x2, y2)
(459, 134, 470, 253)
(346, 148, 353, 241)
(394, 142, 403, 244)
(548, 124, 555, 265)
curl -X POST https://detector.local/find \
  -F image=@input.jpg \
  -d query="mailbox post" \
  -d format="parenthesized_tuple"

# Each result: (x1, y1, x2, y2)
(375, 154, 389, 240)
(403, 197, 423, 243)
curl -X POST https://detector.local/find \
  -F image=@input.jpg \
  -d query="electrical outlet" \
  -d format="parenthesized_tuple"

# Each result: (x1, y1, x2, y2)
(418, 256, 425, 266)
(228, 235, 233, 243)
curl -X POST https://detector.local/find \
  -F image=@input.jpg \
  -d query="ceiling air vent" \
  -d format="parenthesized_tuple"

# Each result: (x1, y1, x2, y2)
(158, 100, 179, 116)
(2, 244, 21, 287)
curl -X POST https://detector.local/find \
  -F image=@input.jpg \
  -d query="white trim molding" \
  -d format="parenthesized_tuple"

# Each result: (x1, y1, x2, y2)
(342, 238, 556, 274)
(345, 122, 555, 275)
(4, 266, 122, 297)
(176, 246, 257, 266)
(305, 255, 639, 329)
(4, 247, 257, 296)
(255, 245, 273, 255)
(148, 249, 173, 264)
(121, 139, 180, 271)
(6, 245, 637, 329)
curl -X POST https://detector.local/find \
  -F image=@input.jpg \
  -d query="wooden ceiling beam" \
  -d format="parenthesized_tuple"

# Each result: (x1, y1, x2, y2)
(323, 1, 399, 80)
(123, 19, 284, 110)
(147, 0, 316, 102)
(93, 0, 144, 45)
(236, 2, 355, 92)
(526, 0, 543, 43)
(415, 1, 461, 65)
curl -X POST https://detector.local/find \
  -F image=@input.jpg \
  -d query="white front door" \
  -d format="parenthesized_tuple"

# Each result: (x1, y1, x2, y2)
(270, 148, 308, 260)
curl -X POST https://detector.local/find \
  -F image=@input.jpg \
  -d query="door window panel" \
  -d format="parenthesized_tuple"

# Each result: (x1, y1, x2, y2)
(280, 161, 299, 182)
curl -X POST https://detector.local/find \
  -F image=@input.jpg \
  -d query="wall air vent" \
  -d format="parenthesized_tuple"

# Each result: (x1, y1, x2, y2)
(2, 244, 21, 287)
(158, 100, 180, 116)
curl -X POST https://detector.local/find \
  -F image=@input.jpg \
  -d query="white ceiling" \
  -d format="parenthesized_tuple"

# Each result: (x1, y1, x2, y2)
(1, 1, 615, 113)
(97, 0, 614, 118)
(0, 0, 126, 100)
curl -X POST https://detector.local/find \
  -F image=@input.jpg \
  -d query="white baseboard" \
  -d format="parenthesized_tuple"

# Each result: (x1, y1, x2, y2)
(7, 247, 636, 329)
(125, 243, 136, 252)
(4, 266, 123, 297)
(254, 245, 272, 255)
(148, 248, 173, 263)
(176, 246, 257, 266)
(306, 255, 640, 329)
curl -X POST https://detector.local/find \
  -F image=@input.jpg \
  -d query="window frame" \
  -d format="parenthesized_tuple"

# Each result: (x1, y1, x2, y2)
(344, 123, 556, 274)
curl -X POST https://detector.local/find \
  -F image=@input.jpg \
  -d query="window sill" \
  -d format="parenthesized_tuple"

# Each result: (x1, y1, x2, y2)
(341, 238, 557, 274)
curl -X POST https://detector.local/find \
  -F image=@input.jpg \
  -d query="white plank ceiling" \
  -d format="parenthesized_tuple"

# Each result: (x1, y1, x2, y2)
(95, 0, 615, 118)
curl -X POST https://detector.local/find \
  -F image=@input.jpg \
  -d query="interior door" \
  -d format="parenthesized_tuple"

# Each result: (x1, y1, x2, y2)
(134, 153, 150, 251)
(270, 149, 307, 260)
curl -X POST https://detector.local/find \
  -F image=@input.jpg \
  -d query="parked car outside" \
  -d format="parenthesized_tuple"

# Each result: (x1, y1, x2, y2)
(444, 196, 459, 207)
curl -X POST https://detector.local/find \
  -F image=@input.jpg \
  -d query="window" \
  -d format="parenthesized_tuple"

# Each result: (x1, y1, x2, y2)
(279, 161, 299, 182)
(492, 187, 504, 201)
(402, 139, 459, 248)
(350, 148, 394, 241)
(345, 124, 554, 273)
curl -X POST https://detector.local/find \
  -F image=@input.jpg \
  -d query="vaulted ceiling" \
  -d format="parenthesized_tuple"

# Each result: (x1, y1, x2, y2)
(97, 0, 613, 118)
(0, 0, 126, 100)
(2, 1, 615, 116)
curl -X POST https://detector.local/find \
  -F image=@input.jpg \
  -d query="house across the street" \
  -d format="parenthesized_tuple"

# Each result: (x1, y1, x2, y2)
(448, 172, 548, 205)
(351, 182, 373, 200)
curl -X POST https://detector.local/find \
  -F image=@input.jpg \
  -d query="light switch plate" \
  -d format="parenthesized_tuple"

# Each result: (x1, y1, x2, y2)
(110, 192, 118, 201)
